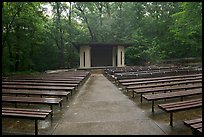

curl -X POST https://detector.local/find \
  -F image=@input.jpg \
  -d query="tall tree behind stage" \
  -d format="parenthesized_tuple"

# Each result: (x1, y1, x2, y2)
(2, 2, 202, 75)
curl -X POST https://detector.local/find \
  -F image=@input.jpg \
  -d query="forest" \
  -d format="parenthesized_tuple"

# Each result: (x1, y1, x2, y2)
(2, 2, 202, 75)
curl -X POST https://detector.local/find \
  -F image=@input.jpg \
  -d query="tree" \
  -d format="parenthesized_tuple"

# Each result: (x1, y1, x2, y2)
(169, 2, 202, 58)
(2, 2, 202, 75)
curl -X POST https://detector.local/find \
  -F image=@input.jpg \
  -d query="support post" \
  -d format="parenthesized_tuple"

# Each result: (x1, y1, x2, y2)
(35, 120, 38, 135)
(170, 112, 173, 126)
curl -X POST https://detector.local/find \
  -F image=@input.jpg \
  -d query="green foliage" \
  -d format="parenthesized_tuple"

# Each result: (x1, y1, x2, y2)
(125, 45, 148, 65)
(2, 2, 202, 76)
(169, 2, 202, 58)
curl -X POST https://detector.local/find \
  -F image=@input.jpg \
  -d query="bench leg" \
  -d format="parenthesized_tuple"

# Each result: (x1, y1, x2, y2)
(170, 112, 173, 126)
(132, 91, 134, 98)
(140, 93, 143, 103)
(51, 111, 53, 119)
(50, 105, 53, 112)
(114, 79, 117, 84)
(66, 96, 68, 101)
(152, 101, 154, 113)
(35, 120, 38, 135)
(60, 102, 62, 109)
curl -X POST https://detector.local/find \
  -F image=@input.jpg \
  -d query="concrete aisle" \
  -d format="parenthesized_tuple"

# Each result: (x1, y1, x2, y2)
(52, 72, 166, 135)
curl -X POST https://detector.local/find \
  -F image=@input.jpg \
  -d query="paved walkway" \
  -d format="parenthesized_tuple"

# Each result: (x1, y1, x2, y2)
(52, 72, 166, 135)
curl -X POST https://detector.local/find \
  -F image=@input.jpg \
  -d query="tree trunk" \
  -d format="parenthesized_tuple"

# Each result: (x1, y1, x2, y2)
(75, 5, 97, 41)
(55, 2, 64, 68)
(105, 2, 111, 17)
(15, 25, 20, 72)
(97, 2, 103, 26)
(2, 3, 24, 58)
(69, 2, 72, 25)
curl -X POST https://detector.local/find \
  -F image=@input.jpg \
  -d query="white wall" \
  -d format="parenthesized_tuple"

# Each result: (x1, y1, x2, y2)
(117, 46, 125, 67)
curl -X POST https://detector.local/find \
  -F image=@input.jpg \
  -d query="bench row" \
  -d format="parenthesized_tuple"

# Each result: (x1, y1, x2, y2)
(105, 67, 202, 134)
(2, 70, 91, 135)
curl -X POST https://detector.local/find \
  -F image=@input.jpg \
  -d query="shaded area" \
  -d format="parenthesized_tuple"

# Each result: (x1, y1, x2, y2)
(91, 45, 113, 67)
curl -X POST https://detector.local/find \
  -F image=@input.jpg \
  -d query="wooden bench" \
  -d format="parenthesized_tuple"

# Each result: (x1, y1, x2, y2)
(126, 79, 202, 91)
(142, 88, 202, 112)
(3, 79, 81, 84)
(11, 77, 84, 81)
(184, 117, 202, 135)
(133, 83, 202, 102)
(121, 76, 202, 86)
(10, 73, 89, 79)
(2, 107, 52, 135)
(105, 66, 176, 75)
(2, 85, 75, 95)
(113, 66, 178, 75)
(47, 71, 90, 77)
(118, 73, 202, 83)
(115, 69, 166, 76)
(2, 89, 71, 101)
(115, 69, 201, 80)
(158, 98, 202, 126)
(9, 74, 86, 80)
(29, 75, 85, 78)
(2, 81, 78, 87)
(115, 70, 168, 80)
(2, 96, 63, 113)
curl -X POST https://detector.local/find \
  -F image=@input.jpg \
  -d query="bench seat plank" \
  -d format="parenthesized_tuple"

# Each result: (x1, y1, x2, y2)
(2, 107, 52, 135)
(184, 118, 202, 125)
(2, 112, 47, 119)
(190, 123, 202, 129)
(133, 84, 202, 103)
(142, 88, 202, 112)
(119, 73, 202, 83)
(158, 98, 202, 109)
(11, 78, 84, 81)
(121, 76, 201, 86)
(143, 88, 202, 101)
(2, 89, 71, 101)
(2, 81, 78, 87)
(2, 96, 62, 103)
(3, 79, 81, 84)
(127, 79, 201, 90)
(166, 103, 202, 112)
(2, 85, 75, 92)
(2, 107, 52, 113)
(115, 70, 201, 80)
(158, 98, 202, 127)
(2, 96, 63, 111)
(2, 110, 50, 116)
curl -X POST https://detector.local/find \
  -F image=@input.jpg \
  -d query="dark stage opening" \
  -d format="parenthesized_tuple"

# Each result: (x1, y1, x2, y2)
(91, 45, 112, 67)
